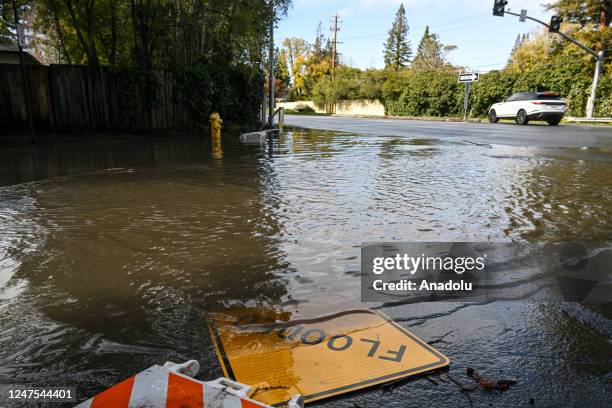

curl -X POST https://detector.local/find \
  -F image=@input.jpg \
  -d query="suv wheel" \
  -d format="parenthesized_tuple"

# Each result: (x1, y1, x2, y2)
(488, 110, 499, 123)
(547, 118, 561, 126)
(516, 110, 529, 125)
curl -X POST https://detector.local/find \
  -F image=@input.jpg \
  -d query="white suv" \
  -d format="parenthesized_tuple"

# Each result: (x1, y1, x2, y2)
(488, 92, 567, 126)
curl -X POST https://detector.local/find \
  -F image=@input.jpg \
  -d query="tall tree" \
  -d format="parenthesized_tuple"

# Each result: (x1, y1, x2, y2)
(282, 37, 311, 95)
(547, 0, 612, 26)
(275, 47, 291, 97)
(383, 3, 411, 70)
(547, 0, 612, 50)
(313, 21, 324, 58)
(8, 0, 292, 69)
(416, 25, 431, 56)
(411, 26, 456, 72)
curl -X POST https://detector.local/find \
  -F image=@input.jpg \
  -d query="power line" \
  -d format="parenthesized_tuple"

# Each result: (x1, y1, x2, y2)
(341, 0, 546, 42)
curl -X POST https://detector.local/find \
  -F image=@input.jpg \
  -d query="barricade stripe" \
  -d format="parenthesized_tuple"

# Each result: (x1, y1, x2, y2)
(166, 372, 204, 408)
(75, 398, 92, 408)
(90, 376, 136, 408)
(128, 367, 169, 408)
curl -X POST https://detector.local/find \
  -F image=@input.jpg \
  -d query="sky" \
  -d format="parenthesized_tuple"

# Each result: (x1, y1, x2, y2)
(275, 0, 553, 72)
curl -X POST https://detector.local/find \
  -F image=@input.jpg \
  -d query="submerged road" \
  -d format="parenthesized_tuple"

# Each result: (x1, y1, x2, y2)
(285, 115, 612, 148)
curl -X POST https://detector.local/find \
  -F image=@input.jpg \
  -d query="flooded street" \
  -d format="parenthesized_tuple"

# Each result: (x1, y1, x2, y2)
(0, 129, 611, 407)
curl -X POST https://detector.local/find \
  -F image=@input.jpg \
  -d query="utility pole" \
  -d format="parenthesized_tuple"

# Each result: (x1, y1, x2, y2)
(329, 14, 341, 114)
(331, 14, 340, 77)
(494, 1, 605, 119)
(11, 0, 34, 139)
(268, 2, 275, 128)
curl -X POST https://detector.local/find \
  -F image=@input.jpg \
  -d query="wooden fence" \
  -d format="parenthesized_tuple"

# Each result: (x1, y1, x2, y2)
(0, 64, 195, 134)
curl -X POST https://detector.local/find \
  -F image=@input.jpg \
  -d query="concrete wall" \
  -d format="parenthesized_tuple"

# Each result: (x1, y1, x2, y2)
(277, 99, 386, 117)
(276, 101, 326, 114)
(334, 99, 385, 117)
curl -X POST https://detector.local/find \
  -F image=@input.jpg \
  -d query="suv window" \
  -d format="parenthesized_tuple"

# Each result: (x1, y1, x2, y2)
(537, 93, 562, 100)
(518, 93, 538, 101)
(507, 93, 535, 102)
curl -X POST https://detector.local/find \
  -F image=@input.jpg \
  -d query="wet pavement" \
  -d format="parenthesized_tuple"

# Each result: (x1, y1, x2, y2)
(285, 114, 612, 148)
(0, 129, 611, 407)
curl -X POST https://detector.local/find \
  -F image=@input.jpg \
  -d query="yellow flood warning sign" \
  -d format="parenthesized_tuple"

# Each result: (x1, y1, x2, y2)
(207, 308, 450, 406)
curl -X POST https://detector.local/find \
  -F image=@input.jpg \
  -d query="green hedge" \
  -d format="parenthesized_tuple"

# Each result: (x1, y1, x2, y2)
(381, 67, 611, 119)
(175, 63, 263, 129)
(382, 71, 462, 117)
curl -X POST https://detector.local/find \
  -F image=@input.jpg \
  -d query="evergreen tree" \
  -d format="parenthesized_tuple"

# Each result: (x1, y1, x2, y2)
(416, 26, 431, 56)
(314, 21, 324, 58)
(411, 26, 456, 72)
(513, 34, 522, 50)
(383, 3, 412, 70)
(275, 48, 291, 88)
(508, 34, 524, 65)
(325, 38, 335, 64)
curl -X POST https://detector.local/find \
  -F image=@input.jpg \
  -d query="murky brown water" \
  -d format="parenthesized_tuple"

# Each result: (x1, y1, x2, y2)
(0, 130, 611, 407)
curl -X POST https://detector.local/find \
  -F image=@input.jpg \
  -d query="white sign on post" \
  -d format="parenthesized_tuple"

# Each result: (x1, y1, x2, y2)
(458, 72, 479, 83)
(17, 24, 26, 48)
(458, 72, 479, 120)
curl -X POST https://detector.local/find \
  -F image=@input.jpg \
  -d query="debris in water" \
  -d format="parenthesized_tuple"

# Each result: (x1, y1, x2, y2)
(466, 367, 518, 391)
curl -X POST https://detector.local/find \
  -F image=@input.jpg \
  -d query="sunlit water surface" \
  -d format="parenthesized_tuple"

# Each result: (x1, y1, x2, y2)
(0, 129, 611, 407)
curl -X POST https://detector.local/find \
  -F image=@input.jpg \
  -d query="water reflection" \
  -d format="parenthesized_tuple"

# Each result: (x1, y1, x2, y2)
(212, 134, 223, 159)
(504, 157, 612, 241)
(0, 139, 290, 398)
(0, 128, 611, 404)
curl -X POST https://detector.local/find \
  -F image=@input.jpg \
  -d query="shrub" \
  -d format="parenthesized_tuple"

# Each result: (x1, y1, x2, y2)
(294, 104, 315, 113)
(176, 63, 263, 130)
(383, 70, 462, 117)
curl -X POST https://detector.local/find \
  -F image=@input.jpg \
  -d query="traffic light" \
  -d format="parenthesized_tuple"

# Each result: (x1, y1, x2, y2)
(549, 16, 563, 33)
(493, 0, 508, 17)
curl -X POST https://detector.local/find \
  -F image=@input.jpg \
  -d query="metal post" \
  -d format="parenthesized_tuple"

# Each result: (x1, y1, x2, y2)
(259, 62, 266, 127)
(11, 0, 35, 139)
(463, 82, 471, 121)
(267, 3, 275, 128)
(586, 51, 604, 119)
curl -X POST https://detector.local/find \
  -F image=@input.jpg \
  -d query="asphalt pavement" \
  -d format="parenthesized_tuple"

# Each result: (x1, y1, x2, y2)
(284, 115, 612, 148)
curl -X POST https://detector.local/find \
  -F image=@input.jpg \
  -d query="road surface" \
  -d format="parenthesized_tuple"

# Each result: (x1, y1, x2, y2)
(285, 115, 612, 148)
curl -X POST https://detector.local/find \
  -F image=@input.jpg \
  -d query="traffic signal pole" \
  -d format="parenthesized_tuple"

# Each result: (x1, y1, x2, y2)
(504, 10, 600, 59)
(497, 3, 604, 118)
(586, 51, 604, 118)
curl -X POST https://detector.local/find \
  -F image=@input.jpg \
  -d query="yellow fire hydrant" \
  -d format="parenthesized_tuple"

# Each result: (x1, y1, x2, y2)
(209, 112, 223, 159)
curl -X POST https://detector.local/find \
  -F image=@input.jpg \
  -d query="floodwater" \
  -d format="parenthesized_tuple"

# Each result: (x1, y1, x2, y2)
(0, 129, 611, 407)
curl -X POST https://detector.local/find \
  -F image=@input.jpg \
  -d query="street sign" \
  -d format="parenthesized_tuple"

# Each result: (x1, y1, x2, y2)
(458, 72, 479, 83)
(519, 9, 527, 22)
(17, 24, 25, 48)
(208, 309, 449, 406)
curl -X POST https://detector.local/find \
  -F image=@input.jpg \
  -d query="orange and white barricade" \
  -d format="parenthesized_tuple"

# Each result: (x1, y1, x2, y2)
(75, 361, 303, 408)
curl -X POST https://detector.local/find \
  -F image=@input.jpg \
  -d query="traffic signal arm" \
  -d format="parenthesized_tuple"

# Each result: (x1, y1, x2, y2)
(503, 9, 600, 59)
